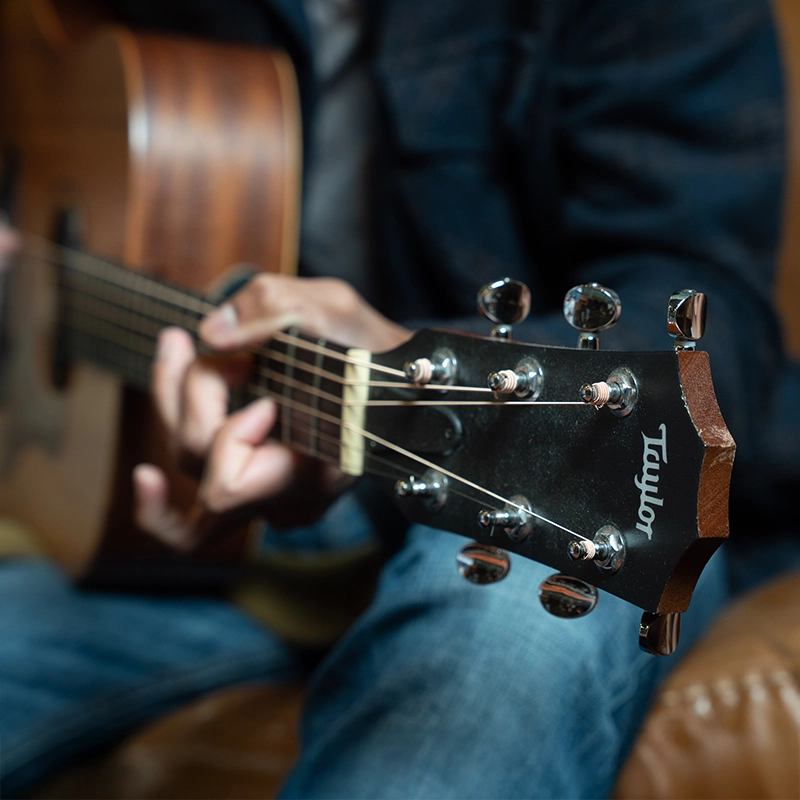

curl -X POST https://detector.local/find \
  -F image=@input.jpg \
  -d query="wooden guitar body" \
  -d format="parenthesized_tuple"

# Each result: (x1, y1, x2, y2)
(0, 0, 301, 585)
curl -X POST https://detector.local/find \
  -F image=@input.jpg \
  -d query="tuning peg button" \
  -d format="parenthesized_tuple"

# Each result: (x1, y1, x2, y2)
(538, 574, 598, 618)
(563, 283, 621, 350)
(457, 543, 511, 584)
(478, 278, 532, 340)
(667, 290, 706, 351)
(639, 611, 682, 656)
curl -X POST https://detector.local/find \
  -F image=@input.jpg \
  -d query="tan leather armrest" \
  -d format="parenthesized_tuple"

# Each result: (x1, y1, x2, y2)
(615, 570, 800, 800)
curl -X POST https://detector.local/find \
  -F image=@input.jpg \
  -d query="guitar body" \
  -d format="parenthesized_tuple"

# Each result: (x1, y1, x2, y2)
(0, 0, 301, 585)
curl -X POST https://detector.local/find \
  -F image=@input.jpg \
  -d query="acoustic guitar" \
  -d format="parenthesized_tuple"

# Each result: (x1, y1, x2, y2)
(0, 0, 301, 587)
(0, 1, 734, 655)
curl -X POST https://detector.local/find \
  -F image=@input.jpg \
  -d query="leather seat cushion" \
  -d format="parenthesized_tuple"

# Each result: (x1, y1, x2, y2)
(614, 569, 800, 799)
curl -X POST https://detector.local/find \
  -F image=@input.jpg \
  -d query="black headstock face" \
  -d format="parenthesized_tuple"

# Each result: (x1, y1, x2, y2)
(363, 328, 734, 615)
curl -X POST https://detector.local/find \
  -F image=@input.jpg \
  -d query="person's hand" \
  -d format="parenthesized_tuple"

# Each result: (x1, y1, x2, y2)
(133, 273, 410, 550)
(0, 220, 19, 272)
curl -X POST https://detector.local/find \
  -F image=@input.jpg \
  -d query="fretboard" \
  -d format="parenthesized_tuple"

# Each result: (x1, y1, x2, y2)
(249, 332, 351, 466)
(56, 251, 352, 467)
(58, 250, 211, 390)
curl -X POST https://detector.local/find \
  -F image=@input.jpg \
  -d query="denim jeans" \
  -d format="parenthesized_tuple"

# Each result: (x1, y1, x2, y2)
(1, 524, 730, 799)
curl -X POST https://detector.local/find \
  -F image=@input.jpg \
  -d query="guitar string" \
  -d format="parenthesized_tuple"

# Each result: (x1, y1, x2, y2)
(57, 313, 581, 536)
(257, 364, 588, 409)
(19, 240, 591, 541)
(59, 303, 590, 409)
(21, 234, 215, 315)
(22, 237, 411, 381)
(249, 383, 590, 543)
(267, 413, 514, 515)
(22, 241, 578, 399)
(23, 239, 575, 392)
(30, 241, 408, 379)
(56, 279, 589, 402)
(265, 347, 492, 392)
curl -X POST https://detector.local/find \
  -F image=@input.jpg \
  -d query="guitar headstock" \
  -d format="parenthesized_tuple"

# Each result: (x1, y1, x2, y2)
(355, 282, 734, 655)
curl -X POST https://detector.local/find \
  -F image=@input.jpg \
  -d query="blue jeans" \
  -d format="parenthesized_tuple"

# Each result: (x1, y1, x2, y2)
(1, 525, 730, 799)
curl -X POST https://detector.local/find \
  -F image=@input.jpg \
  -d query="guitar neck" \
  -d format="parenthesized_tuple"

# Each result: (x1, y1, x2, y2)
(57, 251, 353, 465)
(58, 250, 210, 390)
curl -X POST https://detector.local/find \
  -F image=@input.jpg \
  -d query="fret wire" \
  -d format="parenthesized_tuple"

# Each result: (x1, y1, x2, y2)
(222, 387, 340, 466)
(260, 366, 344, 408)
(281, 336, 296, 446)
(311, 340, 325, 455)
(274, 416, 401, 480)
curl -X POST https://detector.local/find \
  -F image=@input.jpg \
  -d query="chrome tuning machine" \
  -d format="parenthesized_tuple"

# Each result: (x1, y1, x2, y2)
(667, 289, 706, 351)
(477, 496, 533, 542)
(394, 469, 448, 513)
(567, 525, 625, 574)
(457, 543, 511, 584)
(538, 574, 598, 618)
(477, 278, 531, 340)
(563, 283, 621, 349)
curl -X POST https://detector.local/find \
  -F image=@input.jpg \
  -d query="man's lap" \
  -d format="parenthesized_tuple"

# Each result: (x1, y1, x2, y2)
(0, 524, 731, 799)
(281, 524, 730, 799)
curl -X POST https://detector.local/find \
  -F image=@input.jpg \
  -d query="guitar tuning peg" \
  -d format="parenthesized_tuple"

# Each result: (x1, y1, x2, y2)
(639, 611, 682, 655)
(538, 574, 598, 618)
(667, 289, 706, 351)
(563, 283, 621, 350)
(477, 278, 531, 340)
(457, 543, 511, 584)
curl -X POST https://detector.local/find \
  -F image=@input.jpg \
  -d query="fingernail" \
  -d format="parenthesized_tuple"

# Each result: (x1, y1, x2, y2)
(200, 304, 238, 342)
(156, 332, 173, 360)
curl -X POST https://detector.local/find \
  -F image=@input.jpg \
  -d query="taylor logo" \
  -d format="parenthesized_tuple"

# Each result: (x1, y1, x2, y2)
(635, 424, 667, 540)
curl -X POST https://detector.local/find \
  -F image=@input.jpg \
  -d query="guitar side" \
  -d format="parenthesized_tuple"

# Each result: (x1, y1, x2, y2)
(0, 3, 301, 585)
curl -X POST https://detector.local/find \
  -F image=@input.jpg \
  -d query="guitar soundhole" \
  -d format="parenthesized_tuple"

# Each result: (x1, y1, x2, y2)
(51, 206, 83, 390)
